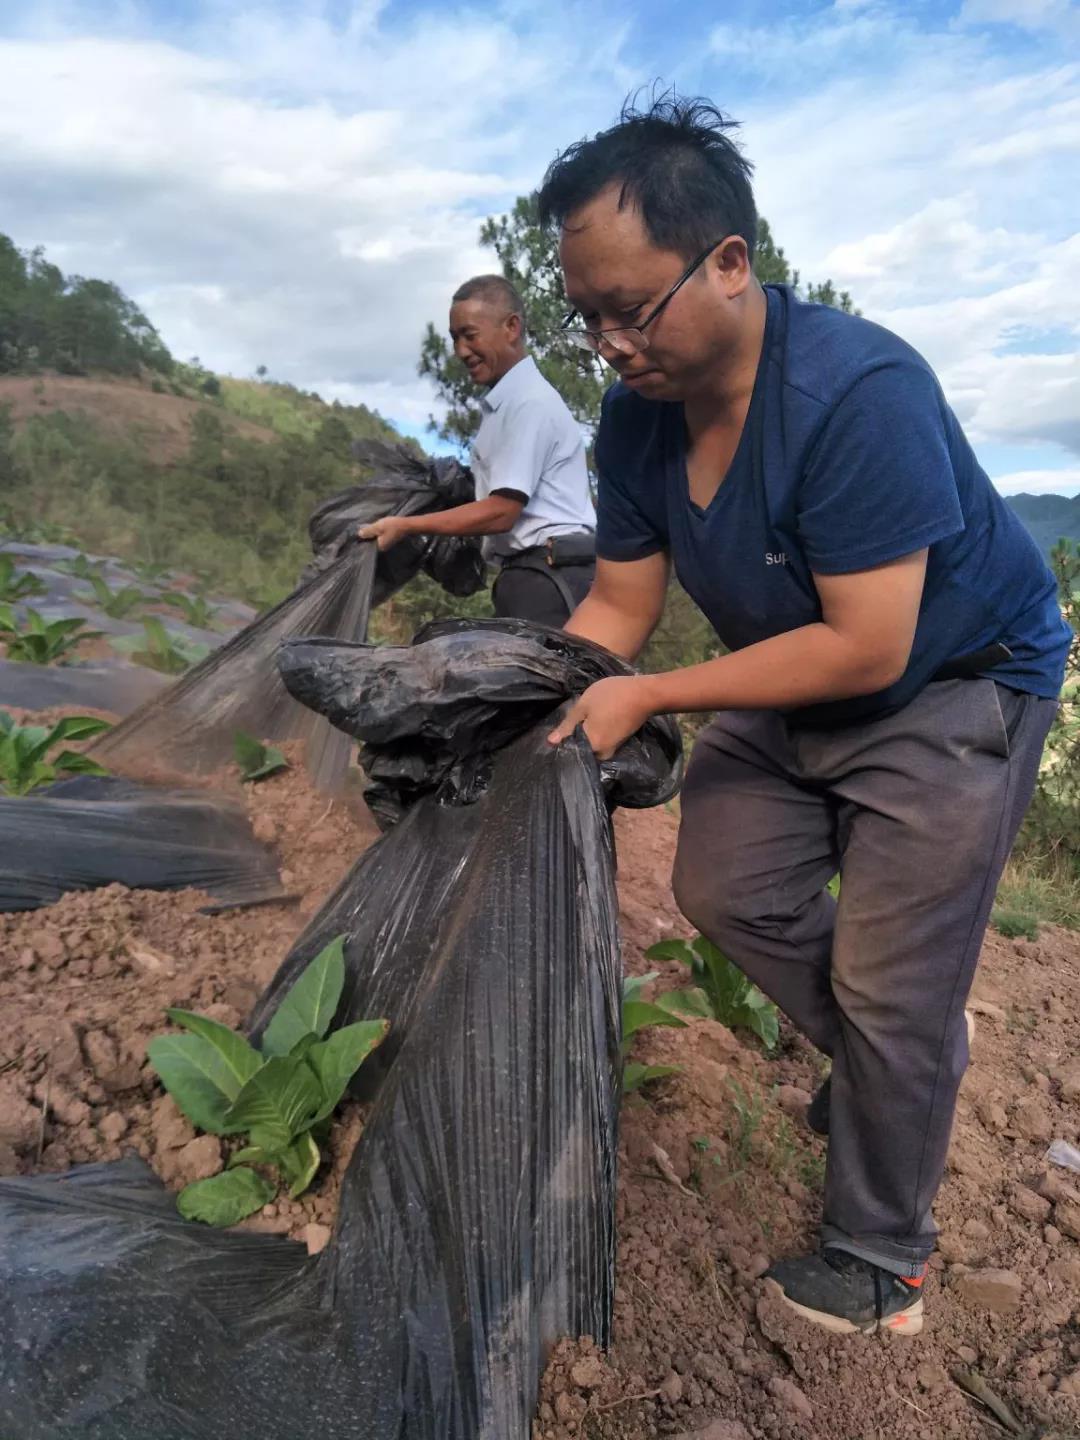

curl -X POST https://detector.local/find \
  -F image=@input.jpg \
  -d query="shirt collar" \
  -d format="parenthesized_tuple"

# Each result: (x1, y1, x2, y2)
(481, 354, 536, 413)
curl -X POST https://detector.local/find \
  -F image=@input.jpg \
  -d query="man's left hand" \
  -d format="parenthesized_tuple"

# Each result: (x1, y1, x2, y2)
(547, 675, 657, 759)
(358, 516, 414, 551)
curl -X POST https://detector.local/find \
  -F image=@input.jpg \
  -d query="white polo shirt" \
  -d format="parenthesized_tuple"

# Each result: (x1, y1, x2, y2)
(471, 355, 596, 559)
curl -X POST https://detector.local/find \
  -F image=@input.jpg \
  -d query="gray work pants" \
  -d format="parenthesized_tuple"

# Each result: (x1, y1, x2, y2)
(671, 679, 1056, 1275)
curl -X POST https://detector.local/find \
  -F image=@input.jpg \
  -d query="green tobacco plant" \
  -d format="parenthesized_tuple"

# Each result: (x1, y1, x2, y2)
(55, 553, 107, 582)
(234, 730, 289, 783)
(76, 572, 150, 619)
(0, 604, 101, 664)
(0, 710, 110, 795)
(647, 935, 780, 1051)
(110, 617, 209, 674)
(147, 937, 388, 1227)
(129, 558, 171, 584)
(161, 591, 220, 629)
(621, 971, 686, 1094)
(0, 555, 46, 602)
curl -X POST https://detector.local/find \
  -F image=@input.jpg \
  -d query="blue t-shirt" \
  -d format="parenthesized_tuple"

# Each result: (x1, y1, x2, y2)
(596, 284, 1070, 726)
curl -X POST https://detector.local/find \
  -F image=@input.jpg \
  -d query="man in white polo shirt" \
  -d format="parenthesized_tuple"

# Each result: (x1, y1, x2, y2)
(359, 274, 597, 626)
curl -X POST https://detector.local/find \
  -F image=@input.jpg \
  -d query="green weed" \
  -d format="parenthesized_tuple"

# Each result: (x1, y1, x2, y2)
(161, 591, 220, 629)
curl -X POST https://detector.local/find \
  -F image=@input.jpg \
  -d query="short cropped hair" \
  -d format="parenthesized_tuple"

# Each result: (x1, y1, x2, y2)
(537, 92, 757, 262)
(451, 274, 526, 322)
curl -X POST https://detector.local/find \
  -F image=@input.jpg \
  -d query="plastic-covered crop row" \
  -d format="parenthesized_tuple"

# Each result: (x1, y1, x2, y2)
(90, 441, 486, 791)
(0, 620, 681, 1440)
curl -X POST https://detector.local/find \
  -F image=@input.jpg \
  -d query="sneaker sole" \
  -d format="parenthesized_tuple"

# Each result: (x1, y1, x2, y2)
(775, 1291, 924, 1337)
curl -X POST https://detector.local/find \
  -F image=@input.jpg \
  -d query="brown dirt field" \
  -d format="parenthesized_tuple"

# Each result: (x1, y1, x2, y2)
(0, 373, 277, 461)
(2, 739, 1079, 1438)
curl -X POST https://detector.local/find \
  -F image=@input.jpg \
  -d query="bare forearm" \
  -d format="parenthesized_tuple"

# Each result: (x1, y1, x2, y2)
(638, 623, 908, 715)
(564, 591, 659, 662)
(399, 498, 520, 538)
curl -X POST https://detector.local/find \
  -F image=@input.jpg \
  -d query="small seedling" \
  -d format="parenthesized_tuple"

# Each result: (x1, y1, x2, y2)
(110, 617, 210, 674)
(130, 558, 171, 584)
(0, 710, 110, 796)
(726, 1079, 766, 1167)
(234, 730, 289, 783)
(161, 591, 220, 629)
(0, 555, 47, 603)
(647, 935, 780, 1050)
(621, 970, 685, 1094)
(55, 553, 107, 582)
(0, 604, 102, 664)
(76, 572, 150, 619)
(148, 936, 388, 1226)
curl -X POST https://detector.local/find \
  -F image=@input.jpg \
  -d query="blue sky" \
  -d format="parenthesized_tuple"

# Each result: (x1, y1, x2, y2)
(0, 0, 1077, 491)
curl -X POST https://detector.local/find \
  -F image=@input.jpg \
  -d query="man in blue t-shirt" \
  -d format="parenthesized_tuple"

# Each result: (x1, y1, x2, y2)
(538, 96, 1069, 1338)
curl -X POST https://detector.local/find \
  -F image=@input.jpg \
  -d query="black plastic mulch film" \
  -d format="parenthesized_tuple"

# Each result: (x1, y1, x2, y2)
(89, 440, 486, 792)
(0, 619, 681, 1440)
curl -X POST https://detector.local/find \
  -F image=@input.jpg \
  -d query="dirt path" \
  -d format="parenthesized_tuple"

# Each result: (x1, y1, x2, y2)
(1, 760, 1078, 1438)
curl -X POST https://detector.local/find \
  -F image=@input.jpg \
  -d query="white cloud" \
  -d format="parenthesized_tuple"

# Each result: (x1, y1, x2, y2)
(0, 15, 620, 425)
(993, 467, 1080, 496)
(0, 0, 1076, 495)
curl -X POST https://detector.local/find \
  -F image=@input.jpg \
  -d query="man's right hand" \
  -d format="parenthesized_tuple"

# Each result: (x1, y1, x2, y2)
(358, 516, 415, 551)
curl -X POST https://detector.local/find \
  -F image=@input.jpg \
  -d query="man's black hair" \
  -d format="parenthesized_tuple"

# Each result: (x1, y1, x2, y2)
(537, 92, 757, 262)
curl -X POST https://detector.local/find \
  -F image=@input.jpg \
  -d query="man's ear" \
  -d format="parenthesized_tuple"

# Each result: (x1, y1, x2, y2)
(505, 311, 525, 345)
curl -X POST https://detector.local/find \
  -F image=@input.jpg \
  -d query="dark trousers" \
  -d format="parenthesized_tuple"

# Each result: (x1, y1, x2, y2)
(671, 679, 1055, 1275)
(492, 558, 595, 628)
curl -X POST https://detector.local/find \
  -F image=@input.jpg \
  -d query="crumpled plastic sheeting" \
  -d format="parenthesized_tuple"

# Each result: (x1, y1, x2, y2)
(0, 775, 285, 912)
(0, 623, 681, 1440)
(276, 616, 683, 829)
(0, 657, 169, 715)
(90, 445, 485, 791)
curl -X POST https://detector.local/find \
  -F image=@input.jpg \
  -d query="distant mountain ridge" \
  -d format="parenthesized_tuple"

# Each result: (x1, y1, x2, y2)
(1005, 493, 1080, 557)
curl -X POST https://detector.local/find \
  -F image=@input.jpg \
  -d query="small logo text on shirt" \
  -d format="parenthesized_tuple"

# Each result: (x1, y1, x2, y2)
(765, 552, 789, 566)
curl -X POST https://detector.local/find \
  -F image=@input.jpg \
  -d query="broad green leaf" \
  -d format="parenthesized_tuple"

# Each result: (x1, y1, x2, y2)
(655, 987, 713, 1020)
(289, 1033, 319, 1059)
(165, 1008, 264, 1100)
(46, 714, 111, 745)
(177, 1167, 274, 1227)
(743, 1005, 779, 1051)
(306, 1019, 389, 1120)
(261, 937, 346, 1055)
(622, 999, 687, 1049)
(224, 1055, 323, 1152)
(644, 939, 695, 965)
(279, 1131, 321, 1198)
(623, 1062, 682, 1095)
(146, 1033, 244, 1135)
(245, 746, 288, 783)
(620, 971, 659, 1005)
(233, 730, 269, 775)
(227, 1145, 272, 1170)
(51, 752, 109, 779)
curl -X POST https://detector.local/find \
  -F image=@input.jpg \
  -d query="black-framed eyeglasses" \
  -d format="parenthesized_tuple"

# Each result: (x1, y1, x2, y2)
(560, 238, 726, 357)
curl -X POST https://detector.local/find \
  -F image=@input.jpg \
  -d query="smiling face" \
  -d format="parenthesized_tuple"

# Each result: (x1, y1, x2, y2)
(448, 297, 524, 389)
(558, 183, 753, 402)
